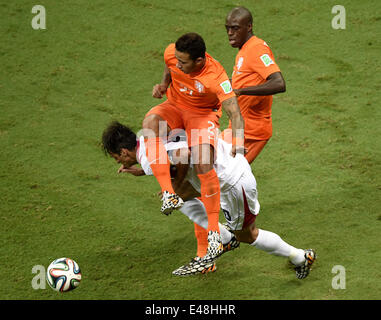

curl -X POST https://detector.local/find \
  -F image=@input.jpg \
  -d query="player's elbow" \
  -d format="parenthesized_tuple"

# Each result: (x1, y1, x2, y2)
(276, 75, 286, 93)
(267, 72, 286, 94)
(278, 79, 286, 93)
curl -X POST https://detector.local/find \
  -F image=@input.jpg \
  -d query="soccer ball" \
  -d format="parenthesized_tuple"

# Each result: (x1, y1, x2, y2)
(46, 257, 82, 292)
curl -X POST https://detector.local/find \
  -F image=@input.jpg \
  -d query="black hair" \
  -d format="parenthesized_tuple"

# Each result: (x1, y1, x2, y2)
(175, 32, 206, 61)
(101, 121, 137, 155)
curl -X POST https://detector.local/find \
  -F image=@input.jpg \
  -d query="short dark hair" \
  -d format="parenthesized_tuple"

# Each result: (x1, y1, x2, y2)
(228, 6, 253, 25)
(101, 121, 137, 155)
(175, 33, 206, 61)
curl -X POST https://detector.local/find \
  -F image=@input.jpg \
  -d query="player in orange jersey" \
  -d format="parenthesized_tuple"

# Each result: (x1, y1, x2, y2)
(225, 6, 286, 164)
(190, 7, 287, 267)
(142, 33, 244, 264)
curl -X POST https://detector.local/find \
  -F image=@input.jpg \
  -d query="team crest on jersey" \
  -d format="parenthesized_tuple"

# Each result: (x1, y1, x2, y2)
(237, 57, 244, 70)
(220, 80, 233, 94)
(260, 54, 274, 67)
(194, 80, 204, 93)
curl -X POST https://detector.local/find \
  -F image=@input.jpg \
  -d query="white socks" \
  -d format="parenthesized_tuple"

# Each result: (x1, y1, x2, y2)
(251, 229, 305, 266)
(219, 222, 233, 245)
(179, 198, 305, 265)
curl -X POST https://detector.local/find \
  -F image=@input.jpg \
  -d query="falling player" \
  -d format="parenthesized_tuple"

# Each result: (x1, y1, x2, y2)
(101, 121, 316, 279)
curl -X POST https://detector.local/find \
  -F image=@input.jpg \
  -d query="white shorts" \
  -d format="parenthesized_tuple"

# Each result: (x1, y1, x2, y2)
(180, 167, 260, 231)
(220, 168, 260, 231)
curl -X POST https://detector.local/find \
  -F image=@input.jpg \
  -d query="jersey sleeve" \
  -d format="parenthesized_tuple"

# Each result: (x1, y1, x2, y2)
(138, 153, 153, 176)
(164, 43, 176, 67)
(136, 137, 153, 176)
(212, 70, 236, 103)
(246, 43, 280, 80)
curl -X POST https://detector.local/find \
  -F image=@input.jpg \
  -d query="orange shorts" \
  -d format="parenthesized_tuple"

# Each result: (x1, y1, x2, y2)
(145, 100, 221, 148)
(244, 139, 269, 164)
(220, 129, 269, 164)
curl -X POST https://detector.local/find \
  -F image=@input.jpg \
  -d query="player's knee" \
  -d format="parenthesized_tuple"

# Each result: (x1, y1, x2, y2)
(143, 114, 159, 129)
(251, 225, 259, 242)
(234, 223, 258, 243)
(142, 114, 166, 136)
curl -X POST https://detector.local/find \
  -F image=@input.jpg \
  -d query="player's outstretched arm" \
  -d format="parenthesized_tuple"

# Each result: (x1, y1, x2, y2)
(234, 71, 286, 97)
(118, 164, 146, 176)
(222, 96, 245, 157)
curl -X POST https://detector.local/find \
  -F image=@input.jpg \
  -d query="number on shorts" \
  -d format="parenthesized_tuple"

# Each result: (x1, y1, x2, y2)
(207, 121, 216, 140)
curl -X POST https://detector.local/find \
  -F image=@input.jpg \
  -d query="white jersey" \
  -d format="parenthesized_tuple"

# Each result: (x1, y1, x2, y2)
(136, 135, 259, 231)
(186, 138, 250, 193)
(136, 135, 187, 176)
(136, 135, 250, 193)
(136, 136, 153, 176)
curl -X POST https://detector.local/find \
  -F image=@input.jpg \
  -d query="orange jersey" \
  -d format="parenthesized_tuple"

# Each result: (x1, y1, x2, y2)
(231, 36, 281, 140)
(164, 43, 235, 112)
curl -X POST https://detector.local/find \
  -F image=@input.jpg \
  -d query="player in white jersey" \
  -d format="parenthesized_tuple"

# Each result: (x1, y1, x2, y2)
(101, 121, 316, 279)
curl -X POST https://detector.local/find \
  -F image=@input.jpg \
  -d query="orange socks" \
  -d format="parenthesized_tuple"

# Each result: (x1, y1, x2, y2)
(194, 223, 208, 257)
(145, 137, 174, 193)
(198, 169, 220, 233)
(194, 168, 221, 257)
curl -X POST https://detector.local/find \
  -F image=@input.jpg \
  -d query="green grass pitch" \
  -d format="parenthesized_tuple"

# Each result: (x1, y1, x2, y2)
(0, 0, 380, 300)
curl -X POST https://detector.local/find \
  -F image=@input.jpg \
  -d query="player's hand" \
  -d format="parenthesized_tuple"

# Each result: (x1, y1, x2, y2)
(152, 84, 167, 99)
(231, 136, 246, 157)
(231, 145, 246, 157)
(118, 165, 145, 176)
(117, 164, 127, 173)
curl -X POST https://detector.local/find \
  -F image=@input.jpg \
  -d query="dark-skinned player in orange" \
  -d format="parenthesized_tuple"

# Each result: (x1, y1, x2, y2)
(192, 7, 287, 266)
(225, 6, 286, 163)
